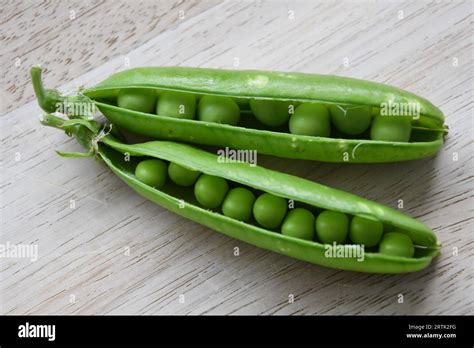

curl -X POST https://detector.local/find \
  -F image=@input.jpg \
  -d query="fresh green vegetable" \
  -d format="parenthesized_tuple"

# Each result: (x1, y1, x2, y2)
(118, 88, 156, 114)
(289, 103, 331, 137)
(379, 232, 415, 258)
(222, 187, 256, 222)
(330, 105, 372, 135)
(168, 162, 201, 187)
(157, 90, 196, 119)
(349, 216, 384, 247)
(39, 114, 441, 273)
(370, 115, 412, 142)
(315, 210, 349, 244)
(31, 66, 447, 163)
(194, 174, 229, 209)
(134, 159, 167, 188)
(281, 208, 315, 240)
(249, 99, 293, 127)
(253, 193, 287, 229)
(198, 95, 240, 125)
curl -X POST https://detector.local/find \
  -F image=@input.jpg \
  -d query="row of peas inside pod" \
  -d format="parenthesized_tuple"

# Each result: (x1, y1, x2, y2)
(134, 158, 416, 258)
(116, 89, 413, 142)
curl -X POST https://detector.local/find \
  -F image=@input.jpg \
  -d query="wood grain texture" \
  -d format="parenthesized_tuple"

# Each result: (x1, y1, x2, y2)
(1, 0, 473, 315)
(1, 0, 222, 114)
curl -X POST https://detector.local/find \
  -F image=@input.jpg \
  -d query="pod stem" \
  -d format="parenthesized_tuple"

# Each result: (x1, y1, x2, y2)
(30, 66, 65, 113)
(40, 113, 103, 156)
(39, 113, 66, 130)
(31, 66, 94, 117)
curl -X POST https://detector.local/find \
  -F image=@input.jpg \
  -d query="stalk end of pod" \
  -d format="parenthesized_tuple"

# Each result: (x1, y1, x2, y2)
(30, 66, 64, 113)
(442, 124, 449, 137)
(40, 113, 102, 155)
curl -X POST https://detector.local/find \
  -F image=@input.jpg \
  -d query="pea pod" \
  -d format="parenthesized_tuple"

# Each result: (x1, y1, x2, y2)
(40, 114, 440, 273)
(31, 66, 447, 163)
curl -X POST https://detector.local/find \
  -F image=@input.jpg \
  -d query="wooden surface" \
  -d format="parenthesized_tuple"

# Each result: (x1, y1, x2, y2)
(1, 0, 473, 315)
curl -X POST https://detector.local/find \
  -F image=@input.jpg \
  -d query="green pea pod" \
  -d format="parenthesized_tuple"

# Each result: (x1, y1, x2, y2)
(31, 66, 447, 163)
(40, 114, 440, 273)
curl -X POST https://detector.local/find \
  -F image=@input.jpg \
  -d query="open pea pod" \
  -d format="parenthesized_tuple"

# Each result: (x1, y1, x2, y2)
(40, 114, 440, 273)
(31, 66, 447, 163)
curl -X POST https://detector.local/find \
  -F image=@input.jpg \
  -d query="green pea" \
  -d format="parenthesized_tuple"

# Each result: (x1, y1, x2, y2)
(370, 115, 412, 142)
(315, 210, 349, 244)
(289, 103, 331, 137)
(157, 91, 196, 119)
(168, 162, 201, 187)
(249, 99, 293, 127)
(329, 105, 372, 135)
(281, 208, 315, 240)
(379, 232, 414, 258)
(117, 88, 156, 114)
(194, 174, 229, 209)
(253, 193, 287, 229)
(198, 95, 240, 125)
(135, 159, 167, 189)
(349, 216, 384, 247)
(222, 187, 256, 222)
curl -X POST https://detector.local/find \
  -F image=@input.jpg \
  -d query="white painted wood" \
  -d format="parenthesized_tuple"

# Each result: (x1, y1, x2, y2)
(1, 0, 472, 315)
